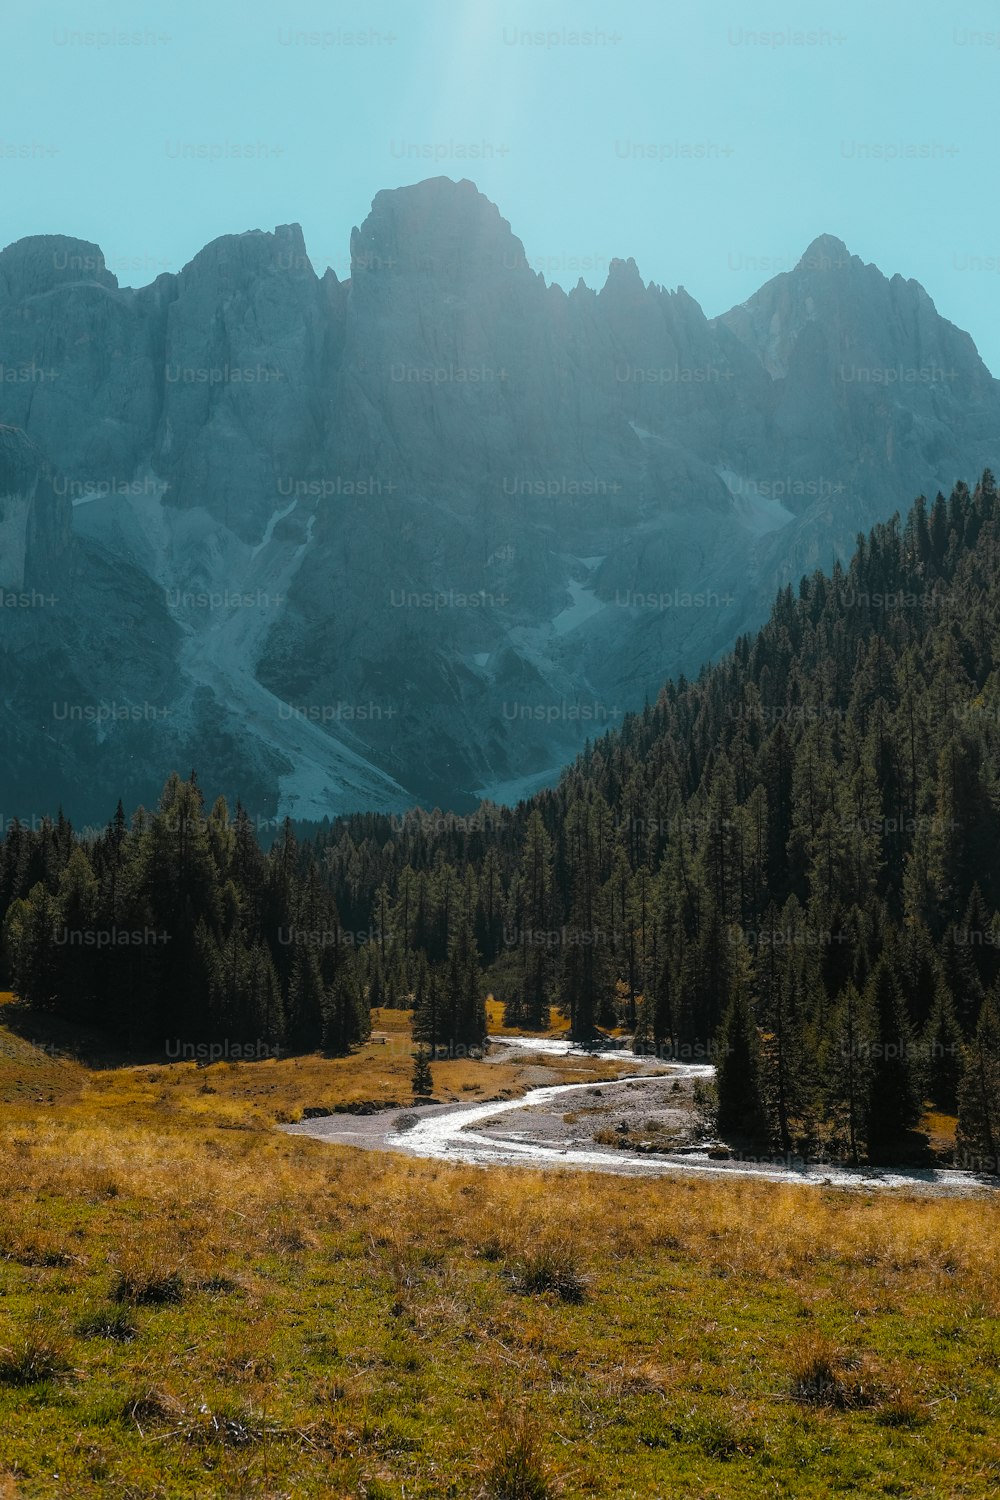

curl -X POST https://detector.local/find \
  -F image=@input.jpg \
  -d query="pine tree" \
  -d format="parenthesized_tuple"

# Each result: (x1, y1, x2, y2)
(244, 941, 284, 1047)
(411, 1046, 434, 1099)
(3, 883, 61, 1009)
(899, 918, 941, 1032)
(864, 959, 921, 1159)
(287, 950, 326, 1051)
(443, 905, 486, 1052)
(922, 981, 964, 1112)
(755, 902, 811, 1153)
(558, 799, 614, 1039)
(517, 811, 554, 1029)
(51, 846, 100, 1018)
(412, 957, 444, 1058)
(476, 846, 505, 964)
(715, 941, 768, 1143)
(937, 924, 984, 1037)
(323, 963, 363, 1055)
(956, 993, 1000, 1174)
(960, 883, 999, 994)
(823, 981, 874, 1164)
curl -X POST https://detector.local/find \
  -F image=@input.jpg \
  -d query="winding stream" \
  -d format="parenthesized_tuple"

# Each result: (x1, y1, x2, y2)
(383, 1037, 997, 1194)
(282, 1036, 996, 1195)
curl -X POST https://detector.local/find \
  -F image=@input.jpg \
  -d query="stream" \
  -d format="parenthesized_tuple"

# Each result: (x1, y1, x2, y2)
(284, 1036, 997, 1195)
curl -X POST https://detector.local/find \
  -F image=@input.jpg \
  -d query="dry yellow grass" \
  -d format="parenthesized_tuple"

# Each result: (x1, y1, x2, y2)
(80, 1007, 622, 1136)
(484, 994, 572, 1036)
(1, 1000, 999, 1497)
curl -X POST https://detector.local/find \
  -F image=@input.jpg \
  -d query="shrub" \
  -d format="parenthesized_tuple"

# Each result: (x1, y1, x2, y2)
(0, 1334, 69, 1386)
(75, 1306, 138, 1341)
(112, 1266, 184, 1306)
(479, 1406, 555, 1500)
(511, 1243, 587, 1304)
(788, 1339, 878, 1411)
(877, 1392, 927, 1428)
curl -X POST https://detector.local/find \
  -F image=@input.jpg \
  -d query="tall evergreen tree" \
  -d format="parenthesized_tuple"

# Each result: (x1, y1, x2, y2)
(411, 1046, 434, 1099)
(956, 993, 1000, 1174)
(516, 811, 554, 1029)
(822, 981, 874, 1164)
(922, 981, 964, 1112)
(715, 938, 768, 1142)
(864, 959, 921, 1159)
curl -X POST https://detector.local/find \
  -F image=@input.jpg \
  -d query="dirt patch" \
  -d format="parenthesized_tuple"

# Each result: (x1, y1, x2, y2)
(473, 1075, 697, 1154)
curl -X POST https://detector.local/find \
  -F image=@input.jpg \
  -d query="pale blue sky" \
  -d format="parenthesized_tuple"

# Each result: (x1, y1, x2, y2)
(4, 0, 999, 368)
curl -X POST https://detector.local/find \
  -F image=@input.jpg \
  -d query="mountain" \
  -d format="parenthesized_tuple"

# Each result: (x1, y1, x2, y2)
(1, 181, 997, 825)
(6, 473, 1000, 1168)
(0, 424, 70, 591)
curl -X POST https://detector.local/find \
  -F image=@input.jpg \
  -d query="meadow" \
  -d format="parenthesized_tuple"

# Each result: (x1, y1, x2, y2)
(0, 997, 998, 1498)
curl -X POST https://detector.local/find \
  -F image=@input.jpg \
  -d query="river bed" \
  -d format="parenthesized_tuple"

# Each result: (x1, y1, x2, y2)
(280, 1035, 996, 1196)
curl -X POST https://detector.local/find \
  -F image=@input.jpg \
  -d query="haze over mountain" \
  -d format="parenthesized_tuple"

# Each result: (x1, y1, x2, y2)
(1, 176, 997, 826)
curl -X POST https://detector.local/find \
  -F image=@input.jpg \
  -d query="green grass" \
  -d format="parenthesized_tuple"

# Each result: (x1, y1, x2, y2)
(0, 1004, 998, 1496)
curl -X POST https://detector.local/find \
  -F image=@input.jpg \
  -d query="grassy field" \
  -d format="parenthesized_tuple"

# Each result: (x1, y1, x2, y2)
(0, 997, 998, 1498)
(483, 996, 573, 1038)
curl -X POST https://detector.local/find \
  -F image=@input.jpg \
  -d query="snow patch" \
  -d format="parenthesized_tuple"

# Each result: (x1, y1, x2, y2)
(551, 577, 605, 636)
(628, 420, 669, 445)
(251, 500, 298, 559)
(70, 475, 411, 819)
(716, 468, 796, 535)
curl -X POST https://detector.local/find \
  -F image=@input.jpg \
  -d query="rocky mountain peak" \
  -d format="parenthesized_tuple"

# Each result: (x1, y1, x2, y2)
(350, 176, 529, 284)
(2, 184, 998, 823)
(598, 256, 651, 311)
(796, 233, 854, 271)
(0, 235, 118, 302)
(718, 232, 992, 393)
(178, 222, 313, 284)
(604, 255, 645, 287)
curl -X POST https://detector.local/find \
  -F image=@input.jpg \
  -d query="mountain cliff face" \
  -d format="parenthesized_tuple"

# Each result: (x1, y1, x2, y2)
(717, 232, 997, 494)
(0, 424, 69, 592)
(0, 180, 997, 825)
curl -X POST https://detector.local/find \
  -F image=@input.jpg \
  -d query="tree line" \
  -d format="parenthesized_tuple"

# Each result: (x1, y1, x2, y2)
(3, 474, 1000, 1167)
